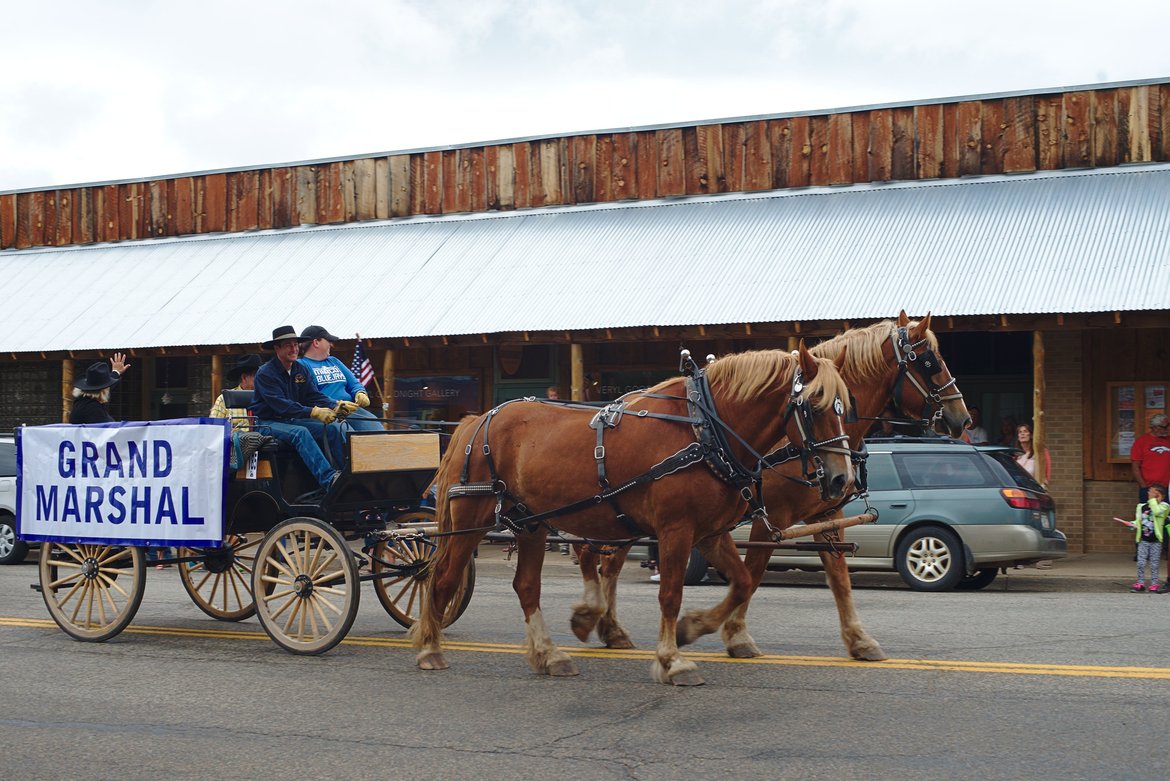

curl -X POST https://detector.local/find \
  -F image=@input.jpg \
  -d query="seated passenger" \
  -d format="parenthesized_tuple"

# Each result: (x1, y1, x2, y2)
(250, 326, 358, 494)
(210, 354, 271, 469)
(297, 325, 383, 432)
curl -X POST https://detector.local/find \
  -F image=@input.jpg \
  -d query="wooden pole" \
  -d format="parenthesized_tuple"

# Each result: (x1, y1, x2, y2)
(570, 342, 584, 401)
(210, 354, 223, 401)
(382, 348, 395, 429)
(61, 359, 73, 423)
(1032, 330, 1047, 486)
(775, 512, 877, 540)
(786, 336, 799, 352)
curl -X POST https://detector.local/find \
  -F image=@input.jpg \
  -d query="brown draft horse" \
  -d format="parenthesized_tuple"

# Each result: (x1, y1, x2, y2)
(570, 312, 970, 660)
(410, 344, 854, 686)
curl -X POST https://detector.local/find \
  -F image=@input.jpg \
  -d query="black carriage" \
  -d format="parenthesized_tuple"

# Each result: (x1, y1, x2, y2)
(32, 399, 474, 655)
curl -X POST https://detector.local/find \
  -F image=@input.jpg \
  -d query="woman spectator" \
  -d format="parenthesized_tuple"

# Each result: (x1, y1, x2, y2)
(997, 415, 1019, 447)
(1014, 422, 1051, 485)
(69, 353, 131, 423)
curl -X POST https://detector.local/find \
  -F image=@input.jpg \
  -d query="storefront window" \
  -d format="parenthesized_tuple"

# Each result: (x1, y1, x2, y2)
(394, 375, 481, 422)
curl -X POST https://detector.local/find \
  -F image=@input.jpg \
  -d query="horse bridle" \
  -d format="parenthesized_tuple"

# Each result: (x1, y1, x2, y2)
(890, 326, 964, 428)
(759, 364, 852, 498)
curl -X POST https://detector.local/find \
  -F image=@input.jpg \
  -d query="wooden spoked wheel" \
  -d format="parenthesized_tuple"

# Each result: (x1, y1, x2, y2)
(39, 543, 145, 642)
(372, 509, 476, 629)
(178, 535, 260, 621)
(252, 518, 359, 655)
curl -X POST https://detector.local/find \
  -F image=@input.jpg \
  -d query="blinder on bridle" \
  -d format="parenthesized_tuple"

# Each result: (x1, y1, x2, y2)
(890, 326, 963, 428)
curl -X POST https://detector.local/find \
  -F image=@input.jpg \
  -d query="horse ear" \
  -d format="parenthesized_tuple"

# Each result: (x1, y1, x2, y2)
(897, 310, 910, 327)
(833, 343, 848, 371)
(911, 311, 933, 339)
(797, 340, 818, 379)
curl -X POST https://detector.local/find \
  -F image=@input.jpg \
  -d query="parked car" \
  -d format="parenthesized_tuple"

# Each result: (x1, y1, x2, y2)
(0, 435, 27, 564)
(684, 437, 1067, 591)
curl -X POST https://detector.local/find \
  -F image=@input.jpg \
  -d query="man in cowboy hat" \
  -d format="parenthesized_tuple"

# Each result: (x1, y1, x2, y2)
(298, 325, 382, 432)
(210, 354, 263, 430)
(250, 326, 357, 492)
(69, 352, 131, 424)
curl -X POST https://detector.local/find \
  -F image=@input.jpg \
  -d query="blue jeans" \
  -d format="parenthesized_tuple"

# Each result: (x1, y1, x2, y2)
(342, 406, 384, 432)
(258, 419, 344, 487)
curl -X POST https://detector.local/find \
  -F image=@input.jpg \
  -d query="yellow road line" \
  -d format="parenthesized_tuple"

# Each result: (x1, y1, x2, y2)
(4, 616, 1169, 680)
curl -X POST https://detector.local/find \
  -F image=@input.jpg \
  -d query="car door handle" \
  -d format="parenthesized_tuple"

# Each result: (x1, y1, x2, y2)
(888, 503, 908, 508)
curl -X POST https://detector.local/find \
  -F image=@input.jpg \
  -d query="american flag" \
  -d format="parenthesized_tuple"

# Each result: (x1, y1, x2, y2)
(352, 342, 375, 387)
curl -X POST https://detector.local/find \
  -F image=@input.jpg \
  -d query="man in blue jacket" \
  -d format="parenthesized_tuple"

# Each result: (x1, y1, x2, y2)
(251, 325, 357, 493)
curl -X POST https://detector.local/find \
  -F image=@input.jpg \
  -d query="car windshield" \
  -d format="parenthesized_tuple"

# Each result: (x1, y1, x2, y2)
(983, 449, 1046, 492)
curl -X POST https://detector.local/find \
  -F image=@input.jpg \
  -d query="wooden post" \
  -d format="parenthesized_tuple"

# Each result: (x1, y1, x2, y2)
(61, 359, 73, 422)
(382, 348, 395, 428)
(1032, 330, 1046, 485)
(210, 354, 223, 400)
(787, 336, 799, 352)
(570, 342, 584, 401)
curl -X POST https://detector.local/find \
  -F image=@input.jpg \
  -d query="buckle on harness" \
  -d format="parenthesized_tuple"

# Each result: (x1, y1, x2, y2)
(594, 445, 605, 460)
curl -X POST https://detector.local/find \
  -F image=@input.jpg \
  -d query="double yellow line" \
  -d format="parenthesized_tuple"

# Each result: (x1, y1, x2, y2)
(4, 616, 1168, 680)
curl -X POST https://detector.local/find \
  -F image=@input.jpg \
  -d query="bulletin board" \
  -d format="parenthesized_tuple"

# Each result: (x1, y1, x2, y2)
(1107, 381, 1168, 462)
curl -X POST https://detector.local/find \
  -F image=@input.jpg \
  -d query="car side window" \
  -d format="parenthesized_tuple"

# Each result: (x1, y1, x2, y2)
(860, 453, 901, 491)
(0, 442, 15, 478)
(895, 453, 991, 488)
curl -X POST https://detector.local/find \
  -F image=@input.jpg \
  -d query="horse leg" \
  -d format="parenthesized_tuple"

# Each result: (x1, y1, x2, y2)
(410, 521, 483, 671)
(717, 525, 773, 659)
(819, 530, 886, 661)
(595, 547, 635, 649)
(651, 538, 704, 686)
(514, 534, 578, 677)
(675, 534, 757, 657)
(569, 545, 604, 642)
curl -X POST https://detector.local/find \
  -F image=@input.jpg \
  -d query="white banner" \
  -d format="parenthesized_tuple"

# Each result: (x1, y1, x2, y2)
(17, 419, 230, 547)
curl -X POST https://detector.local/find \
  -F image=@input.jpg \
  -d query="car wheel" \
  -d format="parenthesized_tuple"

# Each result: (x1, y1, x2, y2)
(0, 516, 29, 565)
(684, 549, 709, 586)
(895, 525, 964, 592)
(955, 568, 999, 591)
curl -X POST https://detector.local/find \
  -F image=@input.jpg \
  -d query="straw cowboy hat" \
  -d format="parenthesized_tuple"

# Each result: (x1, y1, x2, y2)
(262, 325, 299, 349)
(73, 362, 120, 391)
(225, 354, 263, 385)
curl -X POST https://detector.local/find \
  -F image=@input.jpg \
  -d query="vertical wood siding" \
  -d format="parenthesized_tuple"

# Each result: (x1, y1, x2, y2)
(5, 83, 1170, 250)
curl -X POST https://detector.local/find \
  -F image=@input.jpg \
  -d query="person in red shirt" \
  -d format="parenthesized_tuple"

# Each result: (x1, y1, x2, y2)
(1131, 413, 1170, 503)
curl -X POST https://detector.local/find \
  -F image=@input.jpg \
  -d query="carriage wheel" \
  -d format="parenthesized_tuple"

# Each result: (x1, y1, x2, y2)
(371, 509, 476, 629)
(178, 535, 260, 621)
(252, 517, 359, 655)
(39, 542, 145, 642)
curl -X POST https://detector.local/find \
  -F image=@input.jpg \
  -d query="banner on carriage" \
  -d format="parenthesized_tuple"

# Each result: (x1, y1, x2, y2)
(16, 418, 230, 547)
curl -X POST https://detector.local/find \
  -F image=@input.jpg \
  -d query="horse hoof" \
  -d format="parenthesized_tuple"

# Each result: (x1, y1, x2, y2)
(569, 614, 595, 643)
(670, 669, 705, 686)
(417, 652, 449, 671)
(851, 644, 887, 662)
(606, 636, 635, 650)
(547, 659, 579, 677)
(726, 642, 762, 659)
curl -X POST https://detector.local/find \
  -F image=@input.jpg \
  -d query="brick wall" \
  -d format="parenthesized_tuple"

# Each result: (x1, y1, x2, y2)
(1084, 481, 1142, 553)
(1043, 331, 1086, 552)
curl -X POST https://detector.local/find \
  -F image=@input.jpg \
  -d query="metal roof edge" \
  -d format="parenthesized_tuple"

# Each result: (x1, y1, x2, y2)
(4, 77, 1168, 196)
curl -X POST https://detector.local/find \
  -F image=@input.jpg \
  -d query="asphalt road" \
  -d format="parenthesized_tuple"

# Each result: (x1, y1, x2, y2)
(1, 548, 1167, 781)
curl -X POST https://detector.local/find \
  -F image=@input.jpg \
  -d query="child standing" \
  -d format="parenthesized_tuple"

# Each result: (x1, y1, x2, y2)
(1132, 484, 1169, 592)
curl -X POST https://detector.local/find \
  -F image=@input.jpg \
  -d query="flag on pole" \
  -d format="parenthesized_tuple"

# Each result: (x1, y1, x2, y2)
(352, 341, 375, 387)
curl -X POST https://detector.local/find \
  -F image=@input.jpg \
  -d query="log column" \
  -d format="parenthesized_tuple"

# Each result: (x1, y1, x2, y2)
(570, 342, 584, 402)
(61, 359, 73, 422)
(382, 348, 395, 428)
(210, 354, 223, 401)
(1032, 330, 1047, 486)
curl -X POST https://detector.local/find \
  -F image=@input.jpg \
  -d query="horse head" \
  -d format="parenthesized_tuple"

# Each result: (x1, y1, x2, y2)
(892, 310, 970, 437)
(790, 341, 855, 500)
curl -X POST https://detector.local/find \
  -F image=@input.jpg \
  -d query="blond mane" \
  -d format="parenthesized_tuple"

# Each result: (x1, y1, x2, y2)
(810, 319, 938, 383)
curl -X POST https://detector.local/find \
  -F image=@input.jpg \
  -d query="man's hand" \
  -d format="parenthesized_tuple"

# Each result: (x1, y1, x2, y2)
(310, 406, 337, 424)
(354, 391, 370, 408)
(335, 400, 360, 417)
(110, 352, 131, 376)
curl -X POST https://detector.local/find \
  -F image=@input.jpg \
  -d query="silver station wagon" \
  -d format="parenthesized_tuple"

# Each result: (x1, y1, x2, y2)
(716, 437, 1068, 592)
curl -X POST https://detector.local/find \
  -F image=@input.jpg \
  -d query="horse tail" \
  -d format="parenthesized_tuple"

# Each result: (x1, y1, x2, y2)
(411, 413, 481, 653)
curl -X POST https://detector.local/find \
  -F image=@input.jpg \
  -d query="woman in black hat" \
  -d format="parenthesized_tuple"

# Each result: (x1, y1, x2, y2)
(69, 353, 131, 424)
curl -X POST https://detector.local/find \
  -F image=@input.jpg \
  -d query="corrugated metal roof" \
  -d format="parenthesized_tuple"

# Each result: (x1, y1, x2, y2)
(2, 164, 1168, 354)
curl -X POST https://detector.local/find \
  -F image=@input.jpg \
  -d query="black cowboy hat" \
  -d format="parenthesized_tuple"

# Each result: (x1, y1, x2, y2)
(74, 362, 120, 392)
(226, 354, 263, 384)
(262, 325, 299, 349)
(299, 325, 341, 343)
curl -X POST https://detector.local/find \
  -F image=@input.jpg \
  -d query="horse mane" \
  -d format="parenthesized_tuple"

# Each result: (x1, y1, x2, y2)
(643, 350, 849, 413)
(810, 319, 938, 382)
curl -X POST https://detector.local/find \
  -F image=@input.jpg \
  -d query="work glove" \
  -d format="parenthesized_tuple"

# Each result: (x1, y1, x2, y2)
(354, 391, 370, 408)
(335, 400, 360, 417)
(310, 406, 337, 424)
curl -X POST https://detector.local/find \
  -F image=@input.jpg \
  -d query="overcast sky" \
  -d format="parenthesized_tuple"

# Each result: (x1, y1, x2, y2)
(2, 0, 1168, 191)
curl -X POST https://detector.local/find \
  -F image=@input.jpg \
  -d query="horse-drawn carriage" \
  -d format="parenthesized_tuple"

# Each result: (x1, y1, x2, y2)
(20, 400, 474, 655)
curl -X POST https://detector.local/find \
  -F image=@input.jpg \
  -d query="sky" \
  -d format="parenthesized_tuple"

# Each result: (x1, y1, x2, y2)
(2, 0, 1169, 191)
